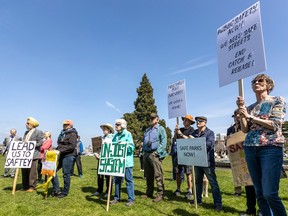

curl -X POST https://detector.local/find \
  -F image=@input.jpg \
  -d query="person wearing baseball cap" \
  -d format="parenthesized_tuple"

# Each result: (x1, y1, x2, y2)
(53, 119, 78, 198)
(172, 114, 195, 199)
(188, 116, 223, 211)
(142, 113, 167, 202)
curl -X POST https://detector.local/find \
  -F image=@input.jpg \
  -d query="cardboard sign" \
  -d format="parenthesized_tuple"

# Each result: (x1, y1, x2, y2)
(168, 80, 187, 119)
(217, 1, 266, 87)
(98, 142, 127, 177)
(4, 141, 36, 168)
(176, 138, 208, 167)
(91, 136, 102, 153)
(41, 150, 58, 177)
(226, 131, 253, 186)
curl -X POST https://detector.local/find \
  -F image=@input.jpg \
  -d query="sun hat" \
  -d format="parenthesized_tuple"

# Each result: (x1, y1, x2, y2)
(100, 123, 114, 134)
(181, 114, 195, 125)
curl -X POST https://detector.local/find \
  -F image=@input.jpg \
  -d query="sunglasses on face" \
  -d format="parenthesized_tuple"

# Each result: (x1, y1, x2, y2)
(115, 123, 121, 126)
(197, 120, 205, 123)
(252, 78, 265, 84)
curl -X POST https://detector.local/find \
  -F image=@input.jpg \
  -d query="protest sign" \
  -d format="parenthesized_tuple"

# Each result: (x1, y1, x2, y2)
(98, 142, 127, 177)
(91, 136, 102, 153)
(41, 150, 58, 177)
(168, 80, 187, 119)
(177, 138, 208, 167)
(4, 141, 36, 168)
(226, 131, 253, 186)
(217, 1, 266, 87)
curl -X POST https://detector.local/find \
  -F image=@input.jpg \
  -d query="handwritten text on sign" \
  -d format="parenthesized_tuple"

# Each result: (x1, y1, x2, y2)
(168, 79, 187, 119)
(98, 142, 127, 177)
(217, 1, 266, 87)
(5, 141, 36, 168)
(177, 138, 208, 167)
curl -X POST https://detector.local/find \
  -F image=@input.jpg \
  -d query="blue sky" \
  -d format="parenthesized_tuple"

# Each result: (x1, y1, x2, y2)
(0, 0, 287, 147)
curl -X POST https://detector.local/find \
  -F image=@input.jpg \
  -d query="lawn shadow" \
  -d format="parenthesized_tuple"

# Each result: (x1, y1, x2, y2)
(173, 208, 200, 216)
(82, 186, 96, 194)
(86, 195, 108, 210)
(3, 183, 23, 191)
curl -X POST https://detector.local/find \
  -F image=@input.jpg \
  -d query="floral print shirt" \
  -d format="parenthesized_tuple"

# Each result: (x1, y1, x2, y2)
(244, 96, 286, 147)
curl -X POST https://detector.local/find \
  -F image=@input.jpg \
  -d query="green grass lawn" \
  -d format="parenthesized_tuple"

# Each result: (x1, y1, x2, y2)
(1, 155, 287, 216)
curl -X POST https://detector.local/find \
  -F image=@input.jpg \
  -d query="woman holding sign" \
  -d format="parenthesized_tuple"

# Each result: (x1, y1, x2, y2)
(94, 123, 114, 198)
(109, 119, 135, 207)
(237, 74, 286, 216)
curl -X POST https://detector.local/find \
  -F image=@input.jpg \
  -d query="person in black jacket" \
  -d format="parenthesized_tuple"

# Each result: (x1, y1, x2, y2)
(53, 120, 78, 198)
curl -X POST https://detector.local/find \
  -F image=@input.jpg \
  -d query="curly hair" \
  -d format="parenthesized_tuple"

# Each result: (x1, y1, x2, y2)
(251, 73, 274, 94)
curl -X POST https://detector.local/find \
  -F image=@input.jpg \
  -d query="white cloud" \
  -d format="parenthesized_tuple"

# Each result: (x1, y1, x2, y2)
(105, 101, 121, 113)
(184, 55, 207, 65)
(169, 59, 216, 75)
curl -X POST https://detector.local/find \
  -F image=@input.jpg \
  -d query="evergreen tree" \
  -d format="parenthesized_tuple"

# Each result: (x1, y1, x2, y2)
(134, 73, 157, 132)
(123, 73, 172, 150)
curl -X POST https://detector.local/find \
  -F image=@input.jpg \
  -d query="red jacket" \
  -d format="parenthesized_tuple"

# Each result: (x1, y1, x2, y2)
(40, 139, 52, 159)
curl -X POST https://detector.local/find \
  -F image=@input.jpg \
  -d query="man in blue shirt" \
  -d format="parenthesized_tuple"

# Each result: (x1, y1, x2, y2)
(188, 116, 223, 212)
(142, 113, 167, 202)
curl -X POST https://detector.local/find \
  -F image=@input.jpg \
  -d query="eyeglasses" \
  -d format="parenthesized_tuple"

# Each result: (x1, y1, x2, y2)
(252, 78, 265, 84)
(197, 120, 205, 123)
(115, 123, 121, 126)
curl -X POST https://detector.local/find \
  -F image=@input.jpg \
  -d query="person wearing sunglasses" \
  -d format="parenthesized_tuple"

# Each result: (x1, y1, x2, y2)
(110, 119, 135, 207)
(237, 74, 286, 216)
(189, 116, 223, 212)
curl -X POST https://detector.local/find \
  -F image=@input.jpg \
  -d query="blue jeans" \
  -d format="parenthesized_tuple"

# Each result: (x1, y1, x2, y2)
(60, 155, 75, 195)
(114, 167, 135, 202)
(195, 166, 222, 208)
(244, 146, 286, 216)
(52, 174, 60, 192)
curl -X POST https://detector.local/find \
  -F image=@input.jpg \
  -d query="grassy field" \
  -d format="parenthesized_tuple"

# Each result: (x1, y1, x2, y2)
(1, 155, 288, 216)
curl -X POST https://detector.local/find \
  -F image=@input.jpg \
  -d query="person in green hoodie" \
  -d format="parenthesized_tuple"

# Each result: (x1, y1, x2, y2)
(109, 119, 135, 207)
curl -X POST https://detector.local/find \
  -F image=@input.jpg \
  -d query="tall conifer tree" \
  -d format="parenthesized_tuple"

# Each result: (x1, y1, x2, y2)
(123, 73, 172, 151)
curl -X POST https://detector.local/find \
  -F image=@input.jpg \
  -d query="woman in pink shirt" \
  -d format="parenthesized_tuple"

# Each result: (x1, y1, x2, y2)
(37, 131, 52, 183)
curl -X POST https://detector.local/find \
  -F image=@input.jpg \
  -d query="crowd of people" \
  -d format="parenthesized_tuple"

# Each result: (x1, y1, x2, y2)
(1, 73, 287, 216)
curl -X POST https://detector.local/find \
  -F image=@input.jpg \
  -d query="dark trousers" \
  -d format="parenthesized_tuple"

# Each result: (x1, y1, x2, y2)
(245, 185, 257, 214)
(97, 174, 111, 194)
(37, 159, 43, 181)
(140, 156, 144, 170)
(143, 152, 164, 197)
(195, 166, 222, 208)
(57, 155, 75, 195)
(72, 154, 83, 176)
(22, 159, 38, 189)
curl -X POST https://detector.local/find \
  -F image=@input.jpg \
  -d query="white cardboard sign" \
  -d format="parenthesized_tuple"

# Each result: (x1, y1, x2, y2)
(98, 142, 127, 177)
(176, 138, 208, 167)
(217, 1, 266, 87)
(168, 79, 187, 119)
(4, 141, 36, 168)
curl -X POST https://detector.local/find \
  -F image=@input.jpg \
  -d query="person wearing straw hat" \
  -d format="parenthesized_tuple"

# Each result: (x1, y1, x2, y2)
(172, 114, 195, 199)
(94, 123, 114, 198)
(22, 117, 44, 192)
